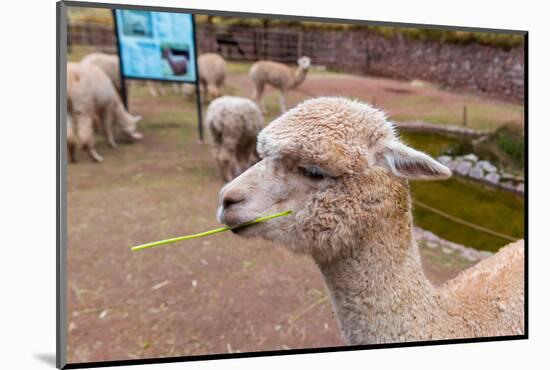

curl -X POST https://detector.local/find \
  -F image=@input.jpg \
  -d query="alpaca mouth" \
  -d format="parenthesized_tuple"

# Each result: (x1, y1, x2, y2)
(230, 223, 255, 234)
(219, 208, 249, 229)
(219, 208, 264, 235)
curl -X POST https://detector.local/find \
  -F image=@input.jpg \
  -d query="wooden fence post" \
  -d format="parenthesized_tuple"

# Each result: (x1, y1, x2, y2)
(298, 30, 303, 57)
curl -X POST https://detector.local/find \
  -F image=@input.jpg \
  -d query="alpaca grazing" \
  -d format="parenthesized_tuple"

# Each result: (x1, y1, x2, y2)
(67, 62, 142, 162)
(198, 53, 227, 101)
(249, 56, 311, 113)
(206, 96, 263, 182)
(217, 97, 524, 344)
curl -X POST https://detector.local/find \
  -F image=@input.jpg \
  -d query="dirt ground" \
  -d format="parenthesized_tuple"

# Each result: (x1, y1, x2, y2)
(66, 66, 498, 363)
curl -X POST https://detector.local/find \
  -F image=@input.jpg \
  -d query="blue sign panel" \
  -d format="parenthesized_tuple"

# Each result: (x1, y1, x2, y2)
(114, 10, 197, 82)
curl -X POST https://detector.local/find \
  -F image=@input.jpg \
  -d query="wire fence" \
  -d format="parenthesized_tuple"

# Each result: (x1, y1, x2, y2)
(68, 22, 117, 54)
(67, 21, 322, 64)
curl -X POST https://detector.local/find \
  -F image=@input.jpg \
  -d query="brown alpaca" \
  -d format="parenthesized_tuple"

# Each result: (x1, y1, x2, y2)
(162, 48, 188, 75)
(216, 97, 524, 345)
(249, 56, 311, 113)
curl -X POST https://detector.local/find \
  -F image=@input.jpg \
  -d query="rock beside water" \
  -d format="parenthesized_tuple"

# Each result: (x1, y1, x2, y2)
(438, 155, 452, 165)
(437, 153, 523, 194)
(468, 166, 485, 179)
(462, 154, 479, 162)
(485, 172, 501, 185)
(477, 160, 497, 173)
(456, 161, 472, 176)
(414, 227, 492, 262)
(516, 183, 524, 193)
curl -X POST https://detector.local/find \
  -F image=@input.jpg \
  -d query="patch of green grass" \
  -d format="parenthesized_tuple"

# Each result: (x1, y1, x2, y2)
(391, 94, 523, 131)
(370, 26, 524, 49)
(463, 103, 523, 130)
(495, 125, 525, 167)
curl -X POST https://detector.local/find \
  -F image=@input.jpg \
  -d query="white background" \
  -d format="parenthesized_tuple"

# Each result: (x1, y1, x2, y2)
(1, 0, 547, 368)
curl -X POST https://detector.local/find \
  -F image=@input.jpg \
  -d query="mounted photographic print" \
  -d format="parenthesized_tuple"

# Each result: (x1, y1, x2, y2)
(57, 0, 527, 368)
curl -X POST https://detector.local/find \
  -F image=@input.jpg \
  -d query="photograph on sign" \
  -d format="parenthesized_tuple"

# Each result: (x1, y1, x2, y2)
(115, 9, 197, 82)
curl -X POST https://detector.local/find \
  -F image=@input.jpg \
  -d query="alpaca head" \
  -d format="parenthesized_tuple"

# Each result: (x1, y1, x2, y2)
(297, 56, 311, 70)
(217, 97, 450, 264)
(118, 112, 143, 141)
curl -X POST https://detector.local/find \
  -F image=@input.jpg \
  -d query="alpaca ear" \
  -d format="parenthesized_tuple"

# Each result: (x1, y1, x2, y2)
(377, 140, 452, 180)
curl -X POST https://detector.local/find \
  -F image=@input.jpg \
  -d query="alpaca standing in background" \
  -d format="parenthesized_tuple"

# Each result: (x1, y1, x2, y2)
(206, 96, 263, 182)
(198, 53, 227, 101)
(67, 62, 142, 163)
(249, 56, 311, 113)
(217, 97, 524, 344)
(146, 53, 226, 101)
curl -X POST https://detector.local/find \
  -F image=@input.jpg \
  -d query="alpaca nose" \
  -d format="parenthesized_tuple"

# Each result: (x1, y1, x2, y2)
(222, 190, 246, 209)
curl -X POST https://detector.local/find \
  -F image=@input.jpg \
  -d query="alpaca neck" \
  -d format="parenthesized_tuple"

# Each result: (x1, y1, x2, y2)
(111, 98, 135, 132)
(112, 99, 128, 124)
(317, 218, 443, 344)
(291, 67, 308, 89)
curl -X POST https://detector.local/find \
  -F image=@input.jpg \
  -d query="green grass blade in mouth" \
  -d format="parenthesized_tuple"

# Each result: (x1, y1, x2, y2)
(131, 210, 293, 252)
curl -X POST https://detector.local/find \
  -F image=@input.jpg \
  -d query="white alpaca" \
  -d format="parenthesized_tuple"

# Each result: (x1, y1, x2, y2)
(67, 62, 142, 162)
(217, 97, 524, 344)
(249, 56, 311, 113)
(80, 52, 123, 97)
(206, 96, 263, 182)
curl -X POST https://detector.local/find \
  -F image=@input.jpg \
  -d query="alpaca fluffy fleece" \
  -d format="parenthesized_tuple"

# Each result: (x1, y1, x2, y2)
(206, 96, 263, 182)
(258, 96, 395, 177)
(198, 53, 226, 100)
(80, 52, 122, 96)
(221, 96, 523, 344)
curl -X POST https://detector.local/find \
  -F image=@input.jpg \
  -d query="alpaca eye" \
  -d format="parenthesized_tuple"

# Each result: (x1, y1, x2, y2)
(300, 166, 327, 179)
